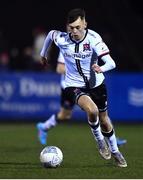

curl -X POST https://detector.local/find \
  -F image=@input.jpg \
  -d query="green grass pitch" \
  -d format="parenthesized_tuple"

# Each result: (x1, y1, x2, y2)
(0, 121, 143, 179)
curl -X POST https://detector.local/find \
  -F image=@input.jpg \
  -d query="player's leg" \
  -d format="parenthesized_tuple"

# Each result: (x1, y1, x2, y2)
(37, 107, 72, 131)
(99, 111, 119, 153)
(99, 111, 127, 167)
(37, 88, 74, 145)
(108, 117, 127, 146)
(37, 107, 72, 145)
(36, 114, 56, 145)
(76, 92, 111, 160)
(93, 83, 127, 167)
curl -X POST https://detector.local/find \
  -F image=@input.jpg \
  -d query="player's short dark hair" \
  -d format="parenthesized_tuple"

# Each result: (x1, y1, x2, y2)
(67, 8, 85, 24)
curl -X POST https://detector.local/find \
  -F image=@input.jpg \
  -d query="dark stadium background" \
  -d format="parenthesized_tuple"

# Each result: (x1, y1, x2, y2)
(0, 0, 143, 71)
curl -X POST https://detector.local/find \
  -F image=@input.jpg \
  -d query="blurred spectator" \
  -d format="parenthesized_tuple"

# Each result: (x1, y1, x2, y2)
(32, 27, 47, 63)
(0, 29, 10, 71)
(0, 52, 10, 71)
(22, 46, 43, 71)
(27, 26, 59, 72)
(10, 27, 47, 71)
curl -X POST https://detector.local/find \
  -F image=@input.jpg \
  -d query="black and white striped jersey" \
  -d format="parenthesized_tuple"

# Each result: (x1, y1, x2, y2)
(41, 29, 115, 88)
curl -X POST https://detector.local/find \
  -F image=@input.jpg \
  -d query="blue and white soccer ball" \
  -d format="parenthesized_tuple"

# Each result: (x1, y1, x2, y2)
(40, 146, 63, 168)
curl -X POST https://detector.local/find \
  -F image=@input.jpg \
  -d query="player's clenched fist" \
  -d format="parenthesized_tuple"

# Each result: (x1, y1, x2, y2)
(92, 64, 103, 73)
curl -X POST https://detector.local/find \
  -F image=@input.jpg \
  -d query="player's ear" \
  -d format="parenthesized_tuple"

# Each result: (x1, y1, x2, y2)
(66, 25, 70, 33)
(84, 21, 87, 29)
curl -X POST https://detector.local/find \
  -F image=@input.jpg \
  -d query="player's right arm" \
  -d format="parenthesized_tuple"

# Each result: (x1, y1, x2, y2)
(40, 30, 58, 68)
(56, 63, 65, 74)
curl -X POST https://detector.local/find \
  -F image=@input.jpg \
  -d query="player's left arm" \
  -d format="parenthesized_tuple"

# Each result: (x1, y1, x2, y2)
(92, 54, 116, 73)
(92, 34, 116, 73)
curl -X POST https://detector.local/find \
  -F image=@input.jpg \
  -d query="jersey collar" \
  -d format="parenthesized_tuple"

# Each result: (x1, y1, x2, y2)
(69, 29, 88, 44)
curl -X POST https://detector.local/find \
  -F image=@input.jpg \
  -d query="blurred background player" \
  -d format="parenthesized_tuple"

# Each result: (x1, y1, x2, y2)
(37, 52, 75, 145)
(37, 52, 127, 146)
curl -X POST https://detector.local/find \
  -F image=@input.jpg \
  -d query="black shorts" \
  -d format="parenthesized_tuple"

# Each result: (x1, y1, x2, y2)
(60, 88, 75, 110)
(64, 83, 107, 112)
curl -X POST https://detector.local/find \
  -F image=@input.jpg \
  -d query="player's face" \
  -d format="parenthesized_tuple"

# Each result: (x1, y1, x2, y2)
(67, 17, 87, 41)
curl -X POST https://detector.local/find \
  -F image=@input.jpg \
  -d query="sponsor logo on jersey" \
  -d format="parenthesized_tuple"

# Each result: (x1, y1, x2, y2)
(63, 52, 92, 60)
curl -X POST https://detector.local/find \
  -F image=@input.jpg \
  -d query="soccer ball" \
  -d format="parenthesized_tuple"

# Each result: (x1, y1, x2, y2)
(40, 146, 63, 168)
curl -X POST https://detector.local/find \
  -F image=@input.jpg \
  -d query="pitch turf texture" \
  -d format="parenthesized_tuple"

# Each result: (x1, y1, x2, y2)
(0, 121, 143, 179)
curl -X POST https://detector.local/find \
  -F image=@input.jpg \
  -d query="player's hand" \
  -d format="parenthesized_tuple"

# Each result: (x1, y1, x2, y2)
(40, 57, 50, 70)
(92, 64, 103, 73)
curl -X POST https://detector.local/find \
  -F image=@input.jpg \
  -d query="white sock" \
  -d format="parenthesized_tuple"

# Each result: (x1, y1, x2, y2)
(42, 114, 57, 130)
(106, 132, 119, 153)
(88, 119, 104, 141)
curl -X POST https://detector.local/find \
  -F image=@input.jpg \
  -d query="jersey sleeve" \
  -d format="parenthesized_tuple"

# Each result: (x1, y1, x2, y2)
(100, 54, 116, 72)
(93, 34, 109, 57)
(57, 52, 65, 64)
(40, 30, 59, 58)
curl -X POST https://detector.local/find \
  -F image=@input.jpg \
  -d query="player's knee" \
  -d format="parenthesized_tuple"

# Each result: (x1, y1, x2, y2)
(100, 114, 113, 131)
(88, 106, 98, 116)
(57, 112, 71, 121)
(101, 113, 112, 124)
(87, 107, 99, 123)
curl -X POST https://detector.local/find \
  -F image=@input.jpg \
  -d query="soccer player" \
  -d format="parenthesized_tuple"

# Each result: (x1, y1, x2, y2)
(37, 52, 75, 145)
(37, 52, 127, 147)
(38, 8, 127, 167)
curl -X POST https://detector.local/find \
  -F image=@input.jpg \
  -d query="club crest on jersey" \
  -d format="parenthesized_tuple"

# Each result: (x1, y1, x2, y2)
(83, 43, 91, 51)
